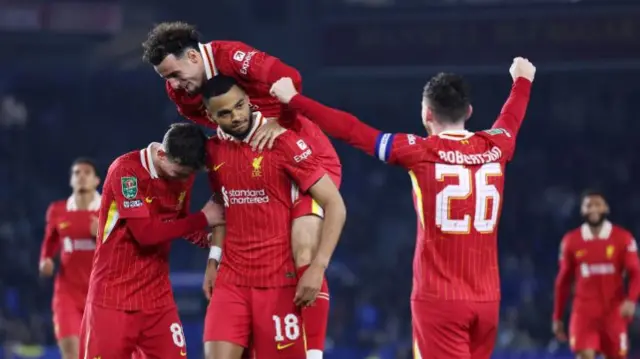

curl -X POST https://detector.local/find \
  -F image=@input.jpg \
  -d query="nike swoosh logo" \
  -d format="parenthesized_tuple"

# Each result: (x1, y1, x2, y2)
(179, 350, 187, 356)
(213, 163, 225, 171)
(145, 197, 153, 203)
(277, 343, 294, 350)
(59, 222, 70, 229)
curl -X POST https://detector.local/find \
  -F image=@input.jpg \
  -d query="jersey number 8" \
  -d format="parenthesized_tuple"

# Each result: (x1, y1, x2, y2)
(435, 163, 502, 233)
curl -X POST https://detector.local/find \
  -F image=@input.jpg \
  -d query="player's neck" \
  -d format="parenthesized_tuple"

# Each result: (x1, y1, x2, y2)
(73, 191, 96, 210)
(433, 123, 466, 135)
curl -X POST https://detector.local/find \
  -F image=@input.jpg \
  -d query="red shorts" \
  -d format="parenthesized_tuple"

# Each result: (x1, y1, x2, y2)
(291, 173, 341, 219)
(411, 300, 499, 359)
(80, 304, 188, 358)
(204, 281, 305, 359)
(52, 295, 84, 340)
(569, 312, 629, 358)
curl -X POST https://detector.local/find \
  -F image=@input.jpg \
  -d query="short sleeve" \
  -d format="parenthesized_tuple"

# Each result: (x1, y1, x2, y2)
(107, 164, 150, 219)
(279, 133, 326, 193)
(219, 41, 275, 83)
(375, 132, 426, 168)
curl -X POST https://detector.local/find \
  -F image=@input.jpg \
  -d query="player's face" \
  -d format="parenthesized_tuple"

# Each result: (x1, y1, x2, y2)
(581, 195, 609, 226)
(155, 50, 206, 95)
(204, 86, 252, 137)
(70, 163, 99, 193)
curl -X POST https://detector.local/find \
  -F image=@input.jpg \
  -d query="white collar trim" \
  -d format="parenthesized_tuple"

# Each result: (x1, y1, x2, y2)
(581, 220, 613, 240)
(140, 143, 159, 179)
(198, 42, 217, 80)
(437, 130, 474, 141)
(66, 192, 101, 211)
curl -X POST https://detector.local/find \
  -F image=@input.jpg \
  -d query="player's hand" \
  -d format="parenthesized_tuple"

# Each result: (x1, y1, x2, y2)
(270, 78, 298, 104)
(201, 200, 225, 227)
(202, 259, 218, 300)
(294, 262, 325, 307)
(89, 215, 99, 237)
(552, 320, 567, 342)
(509, 57, 536, 82)
(250, 118, 286, 151)
(39, 258, 55, 277)
(620, 299, 636, 319)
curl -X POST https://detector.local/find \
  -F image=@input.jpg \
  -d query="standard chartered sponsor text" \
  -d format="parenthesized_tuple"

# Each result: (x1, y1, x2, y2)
(228, 188, 270, 205)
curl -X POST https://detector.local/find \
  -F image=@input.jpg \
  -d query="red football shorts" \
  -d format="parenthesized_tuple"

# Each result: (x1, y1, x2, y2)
(291, 172, 341, 219)
(52, 294, 84, 340)
(569, 311, 629, 358)
(411, 299, 499, 359)
(204, 281, 306, 358)
(80, 304, 188, 358)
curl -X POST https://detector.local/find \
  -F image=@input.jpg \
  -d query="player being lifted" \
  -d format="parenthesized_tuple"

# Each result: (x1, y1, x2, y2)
(79, 137, 224, 358)
(267, 58, 535, 359)
(142, 22, 339, 357)
(39, 158, 100, 359)
(161, 76, 346, 359)
(553, 190, 640, 359)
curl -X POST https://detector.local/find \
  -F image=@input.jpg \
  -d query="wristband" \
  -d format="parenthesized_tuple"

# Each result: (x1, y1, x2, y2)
(209, 246, 222, 262)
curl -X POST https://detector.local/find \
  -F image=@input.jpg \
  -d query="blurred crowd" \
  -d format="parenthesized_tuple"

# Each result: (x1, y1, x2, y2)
(1, 0, 639, 358)
(1, 68, 639, 358)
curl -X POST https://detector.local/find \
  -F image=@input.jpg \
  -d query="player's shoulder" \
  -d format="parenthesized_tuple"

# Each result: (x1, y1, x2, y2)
(275, 130, 309, 150)
(611, 224, 634, 242)
(47, 199, 68, 215)
(107, 151, 147, 177)
(563, 227, 583, 244)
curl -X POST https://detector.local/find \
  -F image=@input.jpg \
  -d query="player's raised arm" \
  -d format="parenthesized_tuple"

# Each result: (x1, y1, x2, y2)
(106, 165, 218, 246)
(489, 58, 535, 159)
(39, 204, 60, 277)
(552, 235, 575, 341)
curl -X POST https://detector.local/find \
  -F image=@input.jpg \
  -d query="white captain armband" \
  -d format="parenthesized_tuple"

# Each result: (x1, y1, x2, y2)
(375, 133, 395, 162)
(209, 246, 222, 262)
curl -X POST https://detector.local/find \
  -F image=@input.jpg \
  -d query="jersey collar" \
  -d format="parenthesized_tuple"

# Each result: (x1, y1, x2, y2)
(140, 143, 160, 179)
(216, 112, 266, 144)
(437, 130, 474, 141)
(66, 192, 101, 211)
(581, 220, 612, 240)
(198, 42, 218, 80)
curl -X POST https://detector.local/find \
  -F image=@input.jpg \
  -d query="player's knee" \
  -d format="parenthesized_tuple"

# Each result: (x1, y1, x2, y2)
(58, 337, 79, 359)
(291, 215, 322, 267)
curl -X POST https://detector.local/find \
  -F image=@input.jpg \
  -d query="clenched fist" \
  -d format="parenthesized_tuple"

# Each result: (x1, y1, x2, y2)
(269, 78, 299, 104)
(509, 57, 536, 82)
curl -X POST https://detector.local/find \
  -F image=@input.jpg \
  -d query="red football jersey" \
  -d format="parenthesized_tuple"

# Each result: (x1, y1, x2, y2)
(40, 194, 100, 308)
(553, 221, 640, 319)
(166, 40, 302, 129)
(288, 78, 533, 301)
(206, 112, 326, 287)
(87, 143, 208, 311)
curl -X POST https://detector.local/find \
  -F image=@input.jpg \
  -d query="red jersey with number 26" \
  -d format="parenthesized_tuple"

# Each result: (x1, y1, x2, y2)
(87, 144, 208, 311)
(206, 112, 326, 288)
(288, 78, 532, 301)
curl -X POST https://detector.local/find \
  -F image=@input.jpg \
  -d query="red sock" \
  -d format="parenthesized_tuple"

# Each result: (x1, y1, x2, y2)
(297, 265, 330, 351)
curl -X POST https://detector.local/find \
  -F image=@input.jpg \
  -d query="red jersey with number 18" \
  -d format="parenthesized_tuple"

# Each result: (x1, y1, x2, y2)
(206, 112, 327, 288)
(288, 78, 533, 301)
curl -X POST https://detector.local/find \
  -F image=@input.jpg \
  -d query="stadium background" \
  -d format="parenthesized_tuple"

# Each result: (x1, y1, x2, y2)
(1, 0, 639, 358)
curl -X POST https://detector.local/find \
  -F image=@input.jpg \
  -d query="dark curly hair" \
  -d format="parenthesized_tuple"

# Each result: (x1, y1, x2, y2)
(423, 73, 471, 124)
(142, 22, 201, 65)
(580, 188, 607, 204)
(162, 123, 208, 170)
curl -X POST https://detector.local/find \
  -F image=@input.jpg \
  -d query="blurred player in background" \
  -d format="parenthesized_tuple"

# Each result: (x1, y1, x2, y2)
(38, 158, 100, 359)
(553, 190, 640, 359)
(162, 76, 346, 359)
(269, 58, 535, 359)
(142, 21, 339, 357)
(79, 137, 225, 358)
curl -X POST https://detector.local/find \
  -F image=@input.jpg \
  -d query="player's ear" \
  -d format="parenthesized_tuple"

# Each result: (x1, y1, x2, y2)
(187, 48, 200, 64)
(465, 105, 473, 122)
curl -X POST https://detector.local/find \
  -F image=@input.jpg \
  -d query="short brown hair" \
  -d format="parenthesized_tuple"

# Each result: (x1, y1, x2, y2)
(142, 22, 201, 65)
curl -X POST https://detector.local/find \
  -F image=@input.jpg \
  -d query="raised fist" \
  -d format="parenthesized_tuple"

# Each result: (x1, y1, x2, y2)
(509, 57, 536, 82)
(269, 77, 298, 104)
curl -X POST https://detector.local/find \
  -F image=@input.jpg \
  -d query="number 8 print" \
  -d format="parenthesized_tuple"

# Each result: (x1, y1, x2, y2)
(170, 322, 186, 348)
